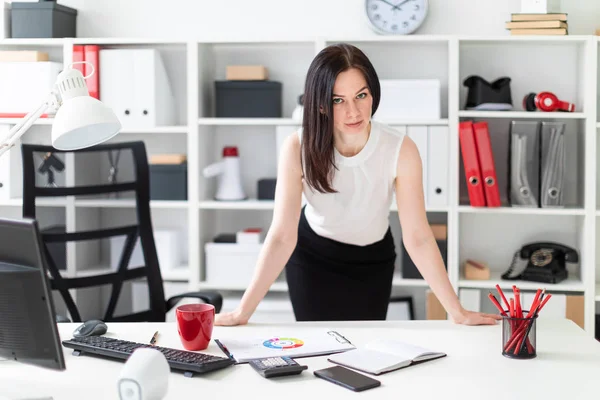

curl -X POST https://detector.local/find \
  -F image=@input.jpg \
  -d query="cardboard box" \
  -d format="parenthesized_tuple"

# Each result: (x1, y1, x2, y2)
(426, 290, 446, 320)
(0, 51, 48, 62)
(226, 65, 268, 81)
(463, 259, 490, 280)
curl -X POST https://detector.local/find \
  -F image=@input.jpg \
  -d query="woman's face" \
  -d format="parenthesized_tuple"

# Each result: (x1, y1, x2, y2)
(331, 67, 372, 135)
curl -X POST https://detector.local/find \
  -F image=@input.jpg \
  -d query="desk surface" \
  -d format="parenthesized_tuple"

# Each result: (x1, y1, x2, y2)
(1, 319, 599, 400)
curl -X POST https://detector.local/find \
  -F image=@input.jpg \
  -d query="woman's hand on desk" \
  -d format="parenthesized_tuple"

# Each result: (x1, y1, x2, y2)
(215, 309, 250, 326)
(451, 309, 502, 326)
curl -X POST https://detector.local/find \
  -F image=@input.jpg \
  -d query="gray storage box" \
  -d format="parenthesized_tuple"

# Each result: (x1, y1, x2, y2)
(215, 81, 282, 118)
(11, 1, 77, 38)
(149, 163, 188, 201)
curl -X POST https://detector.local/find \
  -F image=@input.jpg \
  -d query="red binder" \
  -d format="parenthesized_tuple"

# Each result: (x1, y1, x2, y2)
(83, 45, 100, 99)
(473, 121, 501, 207)
(72, 45, 85, 76)
(459, 121, 486, 207)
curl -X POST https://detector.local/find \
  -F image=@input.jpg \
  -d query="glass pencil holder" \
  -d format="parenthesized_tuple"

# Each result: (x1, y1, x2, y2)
(501, 311, 537, 359)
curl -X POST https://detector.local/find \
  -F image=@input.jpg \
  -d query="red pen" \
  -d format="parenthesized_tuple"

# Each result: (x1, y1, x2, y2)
(488, 292, 508, 317)
(495, 284, 510, 311)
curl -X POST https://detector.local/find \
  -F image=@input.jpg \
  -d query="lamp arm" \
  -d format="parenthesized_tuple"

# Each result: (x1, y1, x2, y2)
(0, 90, 60, 158)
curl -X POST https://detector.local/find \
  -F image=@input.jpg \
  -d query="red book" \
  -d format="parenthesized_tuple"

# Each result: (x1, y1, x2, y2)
(472, 121, 501, 207)
(83, 45, 100, 99)
(459, 121, 486, 207)
(72, 45, 85, 76)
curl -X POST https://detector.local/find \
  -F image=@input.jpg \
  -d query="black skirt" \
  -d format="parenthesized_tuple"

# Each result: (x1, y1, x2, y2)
(285, 208, 397, 321)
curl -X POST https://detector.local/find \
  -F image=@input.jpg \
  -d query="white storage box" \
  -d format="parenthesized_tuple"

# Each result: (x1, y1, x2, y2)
(520, 0, 560, 14)
(0, 61, 62, 114)
(205, 243, 262, 286)
(373, 79, 441, 121)
(110, 229, 182, 274)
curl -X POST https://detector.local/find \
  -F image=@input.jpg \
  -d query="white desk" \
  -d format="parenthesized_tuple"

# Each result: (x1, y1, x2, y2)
(1, 319, 599, 400)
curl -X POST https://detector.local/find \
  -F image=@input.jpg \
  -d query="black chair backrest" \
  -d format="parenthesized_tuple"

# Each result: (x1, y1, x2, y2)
(21, 141, 167, 322)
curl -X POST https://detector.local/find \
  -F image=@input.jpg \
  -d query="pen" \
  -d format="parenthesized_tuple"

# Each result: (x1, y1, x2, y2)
(215, 339, 235, 361)
(150, 331, 159, 345)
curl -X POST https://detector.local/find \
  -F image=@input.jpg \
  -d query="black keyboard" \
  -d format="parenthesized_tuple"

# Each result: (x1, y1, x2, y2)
(62, 336, 235, 377)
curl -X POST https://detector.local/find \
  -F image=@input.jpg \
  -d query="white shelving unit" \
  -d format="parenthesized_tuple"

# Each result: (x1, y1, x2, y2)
(1, 35, 599, 334)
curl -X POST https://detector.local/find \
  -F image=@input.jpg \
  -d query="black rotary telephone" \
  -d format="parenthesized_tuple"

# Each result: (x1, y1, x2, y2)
(501, 242, 578, 284)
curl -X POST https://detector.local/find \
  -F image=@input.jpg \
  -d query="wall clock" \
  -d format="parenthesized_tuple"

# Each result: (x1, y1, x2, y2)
(365, 0, 429, 35)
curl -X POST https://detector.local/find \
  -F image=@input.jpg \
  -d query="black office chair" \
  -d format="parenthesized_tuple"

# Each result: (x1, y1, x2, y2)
(21, 141, 222, 323)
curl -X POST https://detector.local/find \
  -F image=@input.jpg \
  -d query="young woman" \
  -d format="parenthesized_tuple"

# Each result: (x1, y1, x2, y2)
(215, 43, 501, 326)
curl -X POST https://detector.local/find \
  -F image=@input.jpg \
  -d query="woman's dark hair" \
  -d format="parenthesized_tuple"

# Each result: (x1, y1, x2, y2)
(301, 43, 380, 193)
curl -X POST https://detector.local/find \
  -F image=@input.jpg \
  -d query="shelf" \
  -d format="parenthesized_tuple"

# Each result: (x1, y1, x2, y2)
(118, 126, 188, 134)
(596, 284, 600, 302)
(458, 111, 587, 119)
(199, 118, 449, 126)
(199, 118, 299, 126)
(199, 199, 275, 210)
(200, 200, 449, 212)
(0, 38, 65, 46)
(391, 277, 430, 287)
(458, 206, 586, 216)
(459, 272, 584, 293)
(597, 122, 600, 129)
(67, 266, 189, 280)
(0, 118, 54, 125)
(458, 35, 589, 44)
(75, 199, 188, 209)
(374, 118, 449, 126)
(197, 277, 428, 292)
(197, 281, 289, 292)
(0, 198, 67, 207)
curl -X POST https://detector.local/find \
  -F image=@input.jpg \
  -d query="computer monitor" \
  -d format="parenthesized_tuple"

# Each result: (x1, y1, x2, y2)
(0, 217, 65, 370)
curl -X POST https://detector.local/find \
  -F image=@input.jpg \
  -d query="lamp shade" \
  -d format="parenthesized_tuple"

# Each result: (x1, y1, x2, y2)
(50, 67, 121, 151)
(51, 96, 121, 150)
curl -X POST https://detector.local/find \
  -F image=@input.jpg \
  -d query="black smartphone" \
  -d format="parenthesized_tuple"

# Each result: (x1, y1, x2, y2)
(314, 366, 381, 392)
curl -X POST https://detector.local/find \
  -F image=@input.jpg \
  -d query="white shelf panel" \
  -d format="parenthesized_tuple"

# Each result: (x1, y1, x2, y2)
(459, 272, 584, 293)
(374, 118, 449, 126)
(458, 35, 589, 44)
(392, 276, 430, 287)
(75, 199, 189, 209)
(197, 277, 428, 292)
(458, 206, 585, 216)
(200, 200, 449, 212)
(458, 111, 587, 119)
(0, 118, 54, 125)
(199, 199, 275, 210)
(197, 281, 289, 292)
(69, 265, 189, 280)
(199, 118, 449, 126)
(118, 126, 188, 134)
(0, 38, 65, 46)
(0, 198, 67, 207)
(596, 122, 600, 129)
(199, 118, 299, 126)
(72, 38, 187, 45)
(596, 284, 600, 302)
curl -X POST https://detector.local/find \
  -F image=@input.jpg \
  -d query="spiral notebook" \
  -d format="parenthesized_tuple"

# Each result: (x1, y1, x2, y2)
(214, 330, 355, 363)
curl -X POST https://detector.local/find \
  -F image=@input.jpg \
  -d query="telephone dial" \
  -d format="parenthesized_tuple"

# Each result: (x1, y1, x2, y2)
(501, 242, 578, 284)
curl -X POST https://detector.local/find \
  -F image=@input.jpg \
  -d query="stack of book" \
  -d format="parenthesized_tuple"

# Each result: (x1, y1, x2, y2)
(506, 13, 568, 36)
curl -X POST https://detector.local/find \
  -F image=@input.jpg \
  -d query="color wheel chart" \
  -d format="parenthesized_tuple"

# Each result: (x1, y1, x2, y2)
(262, 337, 304, 349)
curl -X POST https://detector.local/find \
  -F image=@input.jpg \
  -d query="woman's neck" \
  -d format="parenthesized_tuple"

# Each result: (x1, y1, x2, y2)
(333, 121, 371, 157)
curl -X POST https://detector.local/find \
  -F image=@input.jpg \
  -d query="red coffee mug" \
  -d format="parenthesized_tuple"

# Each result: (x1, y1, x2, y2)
(176, 304, 215, 351)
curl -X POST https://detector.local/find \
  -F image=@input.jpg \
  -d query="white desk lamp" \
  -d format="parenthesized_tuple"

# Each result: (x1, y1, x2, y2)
(0, 63, 121, 158)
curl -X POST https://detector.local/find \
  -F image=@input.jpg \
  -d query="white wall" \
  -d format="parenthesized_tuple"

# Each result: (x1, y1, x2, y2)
(49, 0, 600, 39)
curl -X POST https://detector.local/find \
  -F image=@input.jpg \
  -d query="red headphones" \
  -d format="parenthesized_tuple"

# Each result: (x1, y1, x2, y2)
(523, 92, 575, 112)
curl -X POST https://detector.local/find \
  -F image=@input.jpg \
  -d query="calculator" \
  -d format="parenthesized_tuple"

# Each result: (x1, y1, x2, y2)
(249, 356, 308, 378)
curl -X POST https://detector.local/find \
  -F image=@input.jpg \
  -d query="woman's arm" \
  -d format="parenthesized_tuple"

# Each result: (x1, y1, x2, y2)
(394, 136, 500, 325)
(215, 132, 304, 325)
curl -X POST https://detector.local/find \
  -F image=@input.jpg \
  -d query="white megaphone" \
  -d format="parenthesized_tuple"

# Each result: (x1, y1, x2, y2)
(203, 146, 247, 201)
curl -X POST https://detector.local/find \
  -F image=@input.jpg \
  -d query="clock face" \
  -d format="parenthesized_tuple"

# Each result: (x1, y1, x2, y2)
(365, 0, 429, 35)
